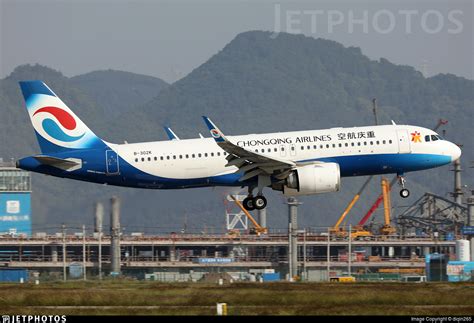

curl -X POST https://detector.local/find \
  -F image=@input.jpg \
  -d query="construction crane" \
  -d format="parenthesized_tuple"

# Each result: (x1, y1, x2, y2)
(230, 195, 267, 235)
(379, 177, 397, 235)
(433, 119, 448, 132)
(330, 176, 373, 238)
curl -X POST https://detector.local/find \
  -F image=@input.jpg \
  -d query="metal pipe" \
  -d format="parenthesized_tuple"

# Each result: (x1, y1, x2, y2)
(348, 224, 352, 276)
(327, 227, 330, 281)
(468, 191, 474, 261)
(287, 197, 300, 280)
(453, 159, 463, 205)
(82, 225, 86, 281)
(95, 202, 104, 279)
(62, 224, 66, 281)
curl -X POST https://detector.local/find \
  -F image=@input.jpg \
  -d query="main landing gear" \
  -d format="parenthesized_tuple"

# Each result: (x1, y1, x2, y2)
(243, 195, 267, 211)
(243, 184, 268, 211)
(398, 174, 410, 198)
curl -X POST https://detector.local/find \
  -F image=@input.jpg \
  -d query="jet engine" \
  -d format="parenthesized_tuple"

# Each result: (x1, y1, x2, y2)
(283, 163, 340, 196)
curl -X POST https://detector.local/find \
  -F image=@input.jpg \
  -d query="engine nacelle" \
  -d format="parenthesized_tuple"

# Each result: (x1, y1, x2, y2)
(283, 163, 341, 196)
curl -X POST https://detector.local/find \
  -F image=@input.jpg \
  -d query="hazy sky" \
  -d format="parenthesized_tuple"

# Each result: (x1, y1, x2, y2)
(1, 0, 472, 83)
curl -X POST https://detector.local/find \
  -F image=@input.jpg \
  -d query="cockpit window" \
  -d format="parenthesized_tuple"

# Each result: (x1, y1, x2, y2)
(436, 135, 443, 140)
(431, 135, 439, 141)
(425, 135, 430, 142)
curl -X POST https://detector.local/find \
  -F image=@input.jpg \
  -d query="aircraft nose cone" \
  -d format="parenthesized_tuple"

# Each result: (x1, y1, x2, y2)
(451, 143, 462, 162)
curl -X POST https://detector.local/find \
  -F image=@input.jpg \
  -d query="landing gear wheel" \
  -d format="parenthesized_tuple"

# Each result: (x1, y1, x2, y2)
(243, 196, 255, 211)
(400, 188, 410, 198)
(253, 196, 267, 210)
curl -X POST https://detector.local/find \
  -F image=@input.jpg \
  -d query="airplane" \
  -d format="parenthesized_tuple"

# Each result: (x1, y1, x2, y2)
(16, 81, 461, 210)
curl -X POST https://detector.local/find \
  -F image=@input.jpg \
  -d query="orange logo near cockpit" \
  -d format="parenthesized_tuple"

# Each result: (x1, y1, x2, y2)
(411, 131, 421, 143)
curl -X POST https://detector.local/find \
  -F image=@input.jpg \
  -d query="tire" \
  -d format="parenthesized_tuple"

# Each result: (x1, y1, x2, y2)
(243, 197, 255, 211)
(400, 189, 410, 198)
(253, 196, 267, 210)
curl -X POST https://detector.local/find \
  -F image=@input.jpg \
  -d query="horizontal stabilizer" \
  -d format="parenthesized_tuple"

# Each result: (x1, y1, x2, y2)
(33, 155, 82, 171)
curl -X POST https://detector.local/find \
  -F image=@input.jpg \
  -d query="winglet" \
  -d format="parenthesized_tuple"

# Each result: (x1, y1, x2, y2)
(202, 116, 226, 143)
(164, 127, 180, 140)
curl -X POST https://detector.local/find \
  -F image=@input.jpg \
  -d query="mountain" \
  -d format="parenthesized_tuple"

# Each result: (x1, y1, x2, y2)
(70, 70, 168, 116)
(1, 31, 473, 233)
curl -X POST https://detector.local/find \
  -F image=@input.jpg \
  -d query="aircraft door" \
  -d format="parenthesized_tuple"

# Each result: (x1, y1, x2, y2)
(396, 130, 411, 153)
(106, 150, 120, 175)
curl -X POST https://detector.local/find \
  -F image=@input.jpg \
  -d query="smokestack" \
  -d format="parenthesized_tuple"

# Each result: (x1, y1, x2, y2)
(110, 196, 121, 275)
(94, 202, 104, 233)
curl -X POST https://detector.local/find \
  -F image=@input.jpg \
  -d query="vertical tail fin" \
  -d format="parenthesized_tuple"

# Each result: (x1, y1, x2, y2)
(19, 81, 106, 153)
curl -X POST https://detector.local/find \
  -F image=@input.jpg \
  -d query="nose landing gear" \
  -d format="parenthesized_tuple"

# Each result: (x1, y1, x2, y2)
(398, 175, 410, 198)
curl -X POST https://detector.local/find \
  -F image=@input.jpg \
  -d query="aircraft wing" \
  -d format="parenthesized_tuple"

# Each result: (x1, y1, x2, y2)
(202, 116, 296, 182)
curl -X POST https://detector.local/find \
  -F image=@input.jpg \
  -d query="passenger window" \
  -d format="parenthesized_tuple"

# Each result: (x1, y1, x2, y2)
(389, 140, 392, 144)
(274, 148, 277, 152)
(307, 145, 311, 150)
(351, 143, 355, 147)
(179, 155, 183, 159)
(217, 152, 221, 156)
(211, 152, 214, 157)
(332, 144, 336, 148)
(166, 156, 170, 160)
(186, 154, 189, 159)
(204, 153, 208, 157)
(370, 141, 373, 145)
(299, 146, 303, 150)
(173, 156, 176, 159)
(357, 142, 361, 146)
(267, 148, 271, 153)
(192, 154, 195, 158)
(431, 135, 438, 141)
(141, 158, 145, 162)
(313, 145, 317, 149)
(160, 156, 164, 160)
(281, 147, 285, 151)
(338, 143, 342, 147)
(135, 158, 138, 162)
(147, 157, 151, 161)
(198, 153, 202, 158)
(154, 157, 157, 161)
(345, 143, 348, 147)
(376, 141, 380, 145)
(261, 149, 265, 153)
(382, 140, 386, 144)
(320, 145, 323, 149)
(326, 144, 330, 148)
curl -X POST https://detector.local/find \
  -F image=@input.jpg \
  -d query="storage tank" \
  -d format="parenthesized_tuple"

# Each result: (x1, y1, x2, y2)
(456, 240, 470, 261)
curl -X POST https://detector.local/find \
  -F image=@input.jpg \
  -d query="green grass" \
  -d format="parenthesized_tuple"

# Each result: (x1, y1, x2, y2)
(0, 281, 473, 315)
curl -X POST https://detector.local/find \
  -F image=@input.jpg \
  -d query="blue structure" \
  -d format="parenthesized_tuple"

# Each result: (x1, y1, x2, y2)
(425, 253, 448, 281)
(0, 269, 29, 282)
(447, 261, 474, 282)
(0, 163, 32, 236)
